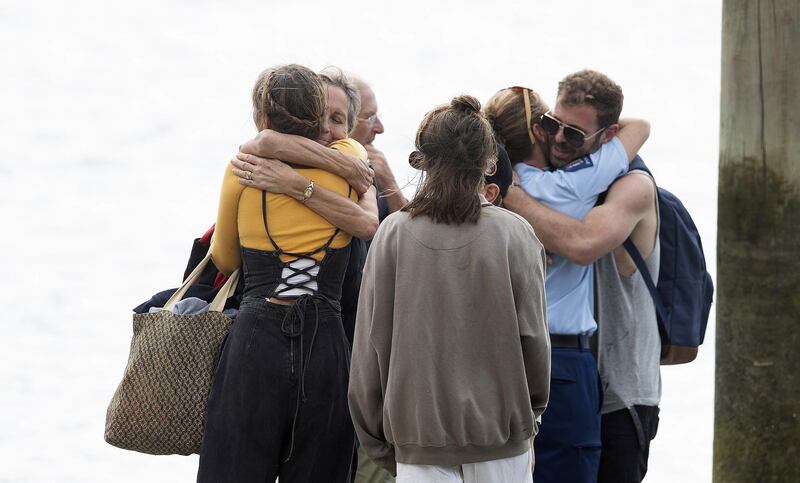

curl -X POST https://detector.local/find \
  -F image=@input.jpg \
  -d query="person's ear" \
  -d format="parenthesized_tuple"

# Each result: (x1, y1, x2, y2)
(602, 123, 619, 142)
(485, 183, 501, 205)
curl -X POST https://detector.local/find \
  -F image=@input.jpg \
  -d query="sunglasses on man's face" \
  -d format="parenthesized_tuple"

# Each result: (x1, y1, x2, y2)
(540, 111, 606, 148)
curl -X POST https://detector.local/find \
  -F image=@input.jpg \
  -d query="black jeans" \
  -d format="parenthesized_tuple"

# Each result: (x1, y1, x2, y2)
(598, 405, 660, 483)
(197, 296, 355, 483)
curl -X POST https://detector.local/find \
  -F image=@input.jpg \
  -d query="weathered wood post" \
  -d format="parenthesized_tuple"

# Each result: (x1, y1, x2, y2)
(714, 1, 800, 482)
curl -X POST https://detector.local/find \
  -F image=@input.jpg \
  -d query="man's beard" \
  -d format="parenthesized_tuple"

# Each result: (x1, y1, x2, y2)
(548, 135, 604, 169)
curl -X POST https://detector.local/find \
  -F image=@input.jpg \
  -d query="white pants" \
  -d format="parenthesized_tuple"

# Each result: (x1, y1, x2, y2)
(396, 449, 534, 483)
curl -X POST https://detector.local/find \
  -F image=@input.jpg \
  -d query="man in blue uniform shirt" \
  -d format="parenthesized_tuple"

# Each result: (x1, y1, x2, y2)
(508, 70, 650, 483)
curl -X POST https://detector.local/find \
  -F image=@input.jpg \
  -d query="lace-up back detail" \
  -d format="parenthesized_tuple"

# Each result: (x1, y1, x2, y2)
(210, 139, 367, 277)
(261, 189, 351, 298)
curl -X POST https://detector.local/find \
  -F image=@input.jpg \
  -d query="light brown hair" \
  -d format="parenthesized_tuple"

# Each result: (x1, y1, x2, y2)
(403, 95, 497, 225)
(319, 66, 361, 135)
(251, 64, 325, 139)
(484, 87, 548, 164)
(557, 69, 623, 128)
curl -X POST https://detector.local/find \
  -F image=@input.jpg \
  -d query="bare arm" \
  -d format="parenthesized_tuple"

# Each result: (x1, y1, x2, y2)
(304, 186, 379, 240)
(240, 130, 374, 195)
(365, 144, 407, 214)
(504, 173, 654, 265)
(616, 118, 651, 162)
(232, 153, 379, 240)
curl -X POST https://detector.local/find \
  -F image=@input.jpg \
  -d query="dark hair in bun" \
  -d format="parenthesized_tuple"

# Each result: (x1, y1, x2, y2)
(403, 94, 497, 225)
(450, 95, 481, 114)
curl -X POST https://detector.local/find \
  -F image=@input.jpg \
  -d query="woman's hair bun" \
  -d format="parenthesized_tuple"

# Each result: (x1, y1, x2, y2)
(450, 95, 481, 114)
(408, 150, 424, 169)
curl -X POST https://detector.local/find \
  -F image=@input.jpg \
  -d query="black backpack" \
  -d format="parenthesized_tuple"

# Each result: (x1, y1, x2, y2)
(615, 156, 714, 364)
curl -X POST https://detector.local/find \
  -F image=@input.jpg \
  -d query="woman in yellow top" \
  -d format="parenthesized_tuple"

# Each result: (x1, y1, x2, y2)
(197, 64, 376, 483)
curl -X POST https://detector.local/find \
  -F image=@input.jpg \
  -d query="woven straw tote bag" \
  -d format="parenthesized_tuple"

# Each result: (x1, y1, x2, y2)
(104, 253, 239, 455)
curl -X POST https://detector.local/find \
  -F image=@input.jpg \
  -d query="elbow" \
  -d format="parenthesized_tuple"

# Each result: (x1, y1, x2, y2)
(559, 238, 601, 266)
(618, 118, 651, 156)
(629, 118, 651, 142)
(639, 119, 651, 142)
(571, 244, 598, 266)
(219, 264, 238, 277)
(212, 258, 238, 278)
(355, 215, 379, 240)
(210, 248, 239, 277)
(211, 261, 231, 277)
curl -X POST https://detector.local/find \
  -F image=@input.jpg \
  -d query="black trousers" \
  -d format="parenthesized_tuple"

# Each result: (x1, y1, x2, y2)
(598, 405, 660, 483)
(197, 297, 355, 483)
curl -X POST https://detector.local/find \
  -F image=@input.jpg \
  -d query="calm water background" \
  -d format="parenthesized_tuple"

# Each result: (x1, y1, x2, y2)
(0, 1, 721, 481)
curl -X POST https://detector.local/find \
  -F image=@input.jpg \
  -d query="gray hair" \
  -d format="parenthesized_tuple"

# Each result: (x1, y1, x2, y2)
(319, 66, 361, 135)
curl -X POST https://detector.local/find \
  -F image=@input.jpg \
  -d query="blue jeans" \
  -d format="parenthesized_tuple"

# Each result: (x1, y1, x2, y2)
(197, 296, 355, 482)
(533, 347, 602, 483)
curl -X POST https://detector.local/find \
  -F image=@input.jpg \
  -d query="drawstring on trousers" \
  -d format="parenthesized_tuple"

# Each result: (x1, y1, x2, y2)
(260, 189, 346, 463)
(280, 294, 332, 463)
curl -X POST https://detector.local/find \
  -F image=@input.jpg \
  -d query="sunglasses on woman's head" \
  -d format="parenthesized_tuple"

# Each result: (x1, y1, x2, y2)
(540, 111, 606, 148)
(506, 86, 537, 146)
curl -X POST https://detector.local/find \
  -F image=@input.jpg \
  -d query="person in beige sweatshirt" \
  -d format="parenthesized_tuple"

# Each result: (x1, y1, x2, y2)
(348, 95, 551, 482)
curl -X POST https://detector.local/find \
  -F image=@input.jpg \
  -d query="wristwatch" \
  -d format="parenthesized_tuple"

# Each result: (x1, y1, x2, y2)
(301, 180, 315, 203)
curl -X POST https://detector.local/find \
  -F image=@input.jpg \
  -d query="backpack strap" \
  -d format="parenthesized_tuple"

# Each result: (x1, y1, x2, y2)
(596, 156, 651, 207)
(598, 155, 668, 342)
(622, 239, 667, 342)
(628, 155, 651, 176)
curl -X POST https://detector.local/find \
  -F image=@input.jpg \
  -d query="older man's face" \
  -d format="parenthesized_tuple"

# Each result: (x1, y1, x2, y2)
(352, 85, 384, 146)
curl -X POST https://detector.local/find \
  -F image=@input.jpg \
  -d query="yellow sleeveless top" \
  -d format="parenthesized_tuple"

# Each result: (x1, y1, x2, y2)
(211, 138, 367, 275)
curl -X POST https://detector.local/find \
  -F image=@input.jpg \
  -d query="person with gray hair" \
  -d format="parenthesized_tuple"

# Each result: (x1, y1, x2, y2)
(198, 63, 376, 482)
(349, 77, 407, 219)
(233, 67, 379, 242)
(231, 72, 408, 349)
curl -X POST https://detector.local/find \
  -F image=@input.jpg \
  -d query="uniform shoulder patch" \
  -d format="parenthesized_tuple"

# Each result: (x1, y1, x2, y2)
(562, 157, 594, 172)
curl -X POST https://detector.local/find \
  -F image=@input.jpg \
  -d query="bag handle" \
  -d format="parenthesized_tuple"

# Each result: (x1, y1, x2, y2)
(163, 251, 212, 310)
(208, 268, 239, 312)
(163, 251, 239, 313)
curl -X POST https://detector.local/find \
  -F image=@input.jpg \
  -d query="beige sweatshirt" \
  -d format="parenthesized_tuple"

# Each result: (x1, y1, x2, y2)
(348, 202, 551, 475)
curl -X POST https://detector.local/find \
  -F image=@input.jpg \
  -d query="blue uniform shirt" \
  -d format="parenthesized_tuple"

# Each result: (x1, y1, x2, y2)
(515, 137, 628, 335)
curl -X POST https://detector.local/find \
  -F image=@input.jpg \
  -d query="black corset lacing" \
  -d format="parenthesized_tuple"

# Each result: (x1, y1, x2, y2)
(261, 189, 347, 462)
